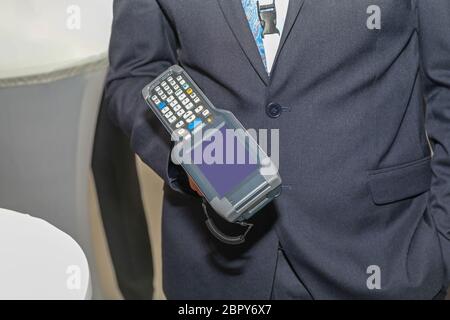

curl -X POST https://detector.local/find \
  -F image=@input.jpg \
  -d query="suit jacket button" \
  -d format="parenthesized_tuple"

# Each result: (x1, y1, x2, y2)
(266, 102, 282, 118)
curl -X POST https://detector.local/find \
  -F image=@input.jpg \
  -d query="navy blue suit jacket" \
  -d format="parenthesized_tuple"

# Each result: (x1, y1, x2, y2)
(105, 0, 450, 299)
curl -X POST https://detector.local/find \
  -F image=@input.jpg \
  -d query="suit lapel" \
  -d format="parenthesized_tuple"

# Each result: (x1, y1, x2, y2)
(271, 0, 306, 77)
(217, 0, 270, 85)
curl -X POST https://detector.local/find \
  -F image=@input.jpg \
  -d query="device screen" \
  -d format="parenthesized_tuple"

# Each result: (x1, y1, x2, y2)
(193, 126, 259, 198)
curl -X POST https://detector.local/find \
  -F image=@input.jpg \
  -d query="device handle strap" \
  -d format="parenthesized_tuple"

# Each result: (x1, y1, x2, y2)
(201, 198, 253, 245)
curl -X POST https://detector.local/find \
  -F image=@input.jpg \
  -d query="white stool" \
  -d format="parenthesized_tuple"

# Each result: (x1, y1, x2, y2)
(0, 208, 91, 300)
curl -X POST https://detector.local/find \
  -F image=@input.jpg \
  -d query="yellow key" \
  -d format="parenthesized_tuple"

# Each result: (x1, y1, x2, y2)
(186, 88, 193, 95)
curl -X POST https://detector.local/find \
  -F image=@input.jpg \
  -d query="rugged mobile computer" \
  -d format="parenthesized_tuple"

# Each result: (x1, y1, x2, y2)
(142, 65, 282, 243)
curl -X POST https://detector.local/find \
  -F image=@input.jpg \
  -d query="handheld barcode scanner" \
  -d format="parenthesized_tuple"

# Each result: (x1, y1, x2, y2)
(142, 65, 282, 244)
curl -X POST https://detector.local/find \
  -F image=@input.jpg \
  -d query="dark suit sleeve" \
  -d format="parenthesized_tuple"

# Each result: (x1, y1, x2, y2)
(105, 0, 193, 193)
(417, 0, 450, 285)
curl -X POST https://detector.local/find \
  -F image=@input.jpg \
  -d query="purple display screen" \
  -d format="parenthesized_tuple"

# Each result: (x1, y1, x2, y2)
(192, 126, 259, 198)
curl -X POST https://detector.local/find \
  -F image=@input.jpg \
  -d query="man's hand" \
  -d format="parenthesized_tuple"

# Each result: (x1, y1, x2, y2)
(188, 176, 203, 197)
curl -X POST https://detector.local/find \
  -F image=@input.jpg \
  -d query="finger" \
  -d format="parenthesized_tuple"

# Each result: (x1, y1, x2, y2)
(188, 177, 203, 196)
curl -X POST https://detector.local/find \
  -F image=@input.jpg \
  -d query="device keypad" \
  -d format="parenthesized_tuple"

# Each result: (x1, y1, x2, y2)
(149, 72, 214, 136)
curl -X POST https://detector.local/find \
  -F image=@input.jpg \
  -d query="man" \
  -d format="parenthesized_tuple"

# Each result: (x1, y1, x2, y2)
(105, 0, 450, 299)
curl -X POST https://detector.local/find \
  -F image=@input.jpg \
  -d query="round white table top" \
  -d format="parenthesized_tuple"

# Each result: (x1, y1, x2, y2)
(0, 208, 91, 300)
